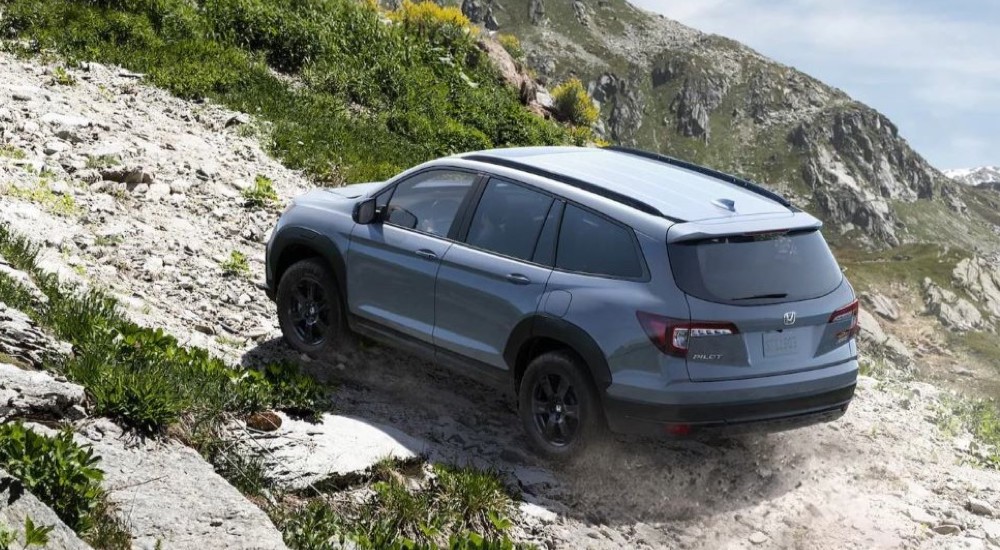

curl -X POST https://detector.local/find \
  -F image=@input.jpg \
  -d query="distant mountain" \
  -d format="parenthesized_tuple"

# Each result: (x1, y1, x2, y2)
(457, 0, 1000, 250)
(946, 166, 1000, 188)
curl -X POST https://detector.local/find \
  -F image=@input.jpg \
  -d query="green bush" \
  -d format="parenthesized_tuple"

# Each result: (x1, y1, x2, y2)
(496, 35, 523, 60)
(551, 78, 599, 127)
(221, 250, 250, 277)
(242, 174, 279, 208)
(0, 423, 104, 534)
(3, 0, 576, 186)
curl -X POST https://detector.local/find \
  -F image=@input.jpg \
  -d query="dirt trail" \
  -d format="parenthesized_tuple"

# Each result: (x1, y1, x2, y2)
(2, 53, 999, 549)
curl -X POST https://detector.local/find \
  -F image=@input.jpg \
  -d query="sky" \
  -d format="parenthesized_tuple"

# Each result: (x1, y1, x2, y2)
(630, 0, 1000, 170)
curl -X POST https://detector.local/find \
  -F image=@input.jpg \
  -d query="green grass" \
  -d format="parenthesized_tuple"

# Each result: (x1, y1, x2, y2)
(5, 0, 583, 185)
(0, 144, 27, 160)
(936, 396, 1000, 469)
(241, 174, 279, 208)
(84, 154, 121, 169)
(6, 179, 79, 217)
(834, 243, 968, 293)
(221, 250, 250, 277)
(0, 222, 329, 435)
(52, 65, 77, 86)
(949, 331, 1000, 367)
(274, 461, 530, 550)
(0, 423, 130, 547)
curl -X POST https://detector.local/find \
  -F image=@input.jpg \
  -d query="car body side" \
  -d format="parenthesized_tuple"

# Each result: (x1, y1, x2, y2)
(265, 155, 858, 436)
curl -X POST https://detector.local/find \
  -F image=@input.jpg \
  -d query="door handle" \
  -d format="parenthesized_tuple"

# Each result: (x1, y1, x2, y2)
(506, 273, 531, 285)
(415, 249, 438, 260)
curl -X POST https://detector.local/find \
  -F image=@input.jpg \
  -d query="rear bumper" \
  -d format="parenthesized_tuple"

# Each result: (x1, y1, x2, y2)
(602, 360, 858, 436)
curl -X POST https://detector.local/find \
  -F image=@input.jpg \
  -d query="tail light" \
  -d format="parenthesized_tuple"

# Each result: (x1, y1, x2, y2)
(636, 312, 739, 357)
(829, 299, 859, 342)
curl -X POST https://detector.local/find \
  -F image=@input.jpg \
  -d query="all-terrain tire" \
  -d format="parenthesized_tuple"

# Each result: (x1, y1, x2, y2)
(276, 258, 344, 359)
(518, 350, 604, 461)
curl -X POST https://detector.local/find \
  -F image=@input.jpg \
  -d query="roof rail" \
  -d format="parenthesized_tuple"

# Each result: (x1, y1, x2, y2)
(604, 146, 793, 208)
(463, 154, 683, 221)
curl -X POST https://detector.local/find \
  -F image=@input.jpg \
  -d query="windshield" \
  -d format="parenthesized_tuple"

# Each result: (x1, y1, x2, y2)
(668, 229, 843, 304)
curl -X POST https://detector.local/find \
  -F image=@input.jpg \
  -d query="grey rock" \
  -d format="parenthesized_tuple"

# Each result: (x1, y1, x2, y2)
(953, 256, 1000, 321)
(232, 412, 428, 490)
(0, 362, 86, 421)
(76, 419, 287, 549)
(589, 73, 644, 144)
(922, 278, 988, 332)
(147, 182, 171, 200)
(40, 112, 91, 128)
(54, 126, 86, 144)
(170, 178, 193, 194)
(462, 0, 499, 30)
(529, 0, 545, 25)
(861, 291, 900, 321)
(225, 113, 251, 128)
(0, 302, 72, 370)
(749, 531, 769, 545)
(968, 497, 996, 517)
(100, 166, 153, 185)
(43, 140, 69, 155)
(0, 468, 92, 550)
(933, 524, 963, 536)
(908, 506, 936, 525)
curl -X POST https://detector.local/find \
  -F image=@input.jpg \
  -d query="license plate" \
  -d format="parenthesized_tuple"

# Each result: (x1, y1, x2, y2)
(763, 331, 798, 357)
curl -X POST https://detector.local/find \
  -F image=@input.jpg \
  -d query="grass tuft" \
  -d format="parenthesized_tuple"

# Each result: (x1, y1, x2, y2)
(241, 174, 278, 208)
(221, 250, 251, 278)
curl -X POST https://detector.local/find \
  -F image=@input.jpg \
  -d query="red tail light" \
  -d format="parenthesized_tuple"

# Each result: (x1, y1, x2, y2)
(829, 299, 860, 342)
(637, 312, 739, 357)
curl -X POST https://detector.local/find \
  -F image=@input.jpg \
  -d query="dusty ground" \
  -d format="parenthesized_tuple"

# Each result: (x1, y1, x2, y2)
(2, 53, 1000, 549)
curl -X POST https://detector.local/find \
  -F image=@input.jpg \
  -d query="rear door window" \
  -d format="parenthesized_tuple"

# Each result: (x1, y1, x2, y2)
(556, 204, 644, 278)
(465, 179, 554, 262)
(668, 229, 843, 304)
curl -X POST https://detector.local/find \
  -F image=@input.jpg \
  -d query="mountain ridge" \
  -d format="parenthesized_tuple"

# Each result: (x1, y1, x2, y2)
(459, 0, 998, 251)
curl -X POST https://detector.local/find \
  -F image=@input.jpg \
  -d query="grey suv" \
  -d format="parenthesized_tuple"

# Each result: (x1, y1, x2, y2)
(264, 146, 859, 458)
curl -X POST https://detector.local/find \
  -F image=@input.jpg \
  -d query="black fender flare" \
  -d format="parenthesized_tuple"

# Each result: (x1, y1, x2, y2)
(269, 226, 348, 302)
(504, 315, 613, 395)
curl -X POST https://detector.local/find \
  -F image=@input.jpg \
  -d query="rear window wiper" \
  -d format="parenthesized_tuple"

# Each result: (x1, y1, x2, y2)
(731, 293, 788, 301)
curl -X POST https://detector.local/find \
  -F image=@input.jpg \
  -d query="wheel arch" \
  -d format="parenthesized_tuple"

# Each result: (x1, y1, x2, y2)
(270, 227, 348, 301)
(504, 316, 613, 398)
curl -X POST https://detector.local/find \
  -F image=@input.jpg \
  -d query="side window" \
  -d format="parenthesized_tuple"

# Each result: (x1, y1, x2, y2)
(556, 204, 643, 278)
(384, 171, 477, 238)
(466, 179, 554, 262)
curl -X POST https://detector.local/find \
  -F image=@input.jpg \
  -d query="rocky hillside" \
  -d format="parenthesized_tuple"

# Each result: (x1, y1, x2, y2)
(458, 0, 999, 251)
(2, 51, 1000, 550)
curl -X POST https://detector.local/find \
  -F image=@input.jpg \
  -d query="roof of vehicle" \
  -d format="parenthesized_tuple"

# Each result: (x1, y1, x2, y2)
(458, 146, 793, 223)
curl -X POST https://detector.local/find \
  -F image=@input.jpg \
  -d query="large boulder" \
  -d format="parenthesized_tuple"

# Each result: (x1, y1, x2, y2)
(0, 303, 72, 370)
(0, 362, 86, 421)
(953, 256, 1000, 321)
(74, 419, 287, 550)
(0, 469, 92, 549)
(232, 412, 429, 490)
(922, 278, 988, 332)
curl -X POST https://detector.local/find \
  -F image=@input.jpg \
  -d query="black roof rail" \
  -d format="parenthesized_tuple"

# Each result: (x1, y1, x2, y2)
(604, 146, 793, 208)
(463, 154, 683, 221)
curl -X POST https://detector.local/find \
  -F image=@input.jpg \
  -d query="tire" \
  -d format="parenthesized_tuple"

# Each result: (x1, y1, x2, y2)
(518, 350, 604, 460)
(276, 258, 344, 358)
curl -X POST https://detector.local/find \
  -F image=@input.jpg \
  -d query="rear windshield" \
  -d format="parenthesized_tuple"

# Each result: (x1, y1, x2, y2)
(668, 229, 843, 304)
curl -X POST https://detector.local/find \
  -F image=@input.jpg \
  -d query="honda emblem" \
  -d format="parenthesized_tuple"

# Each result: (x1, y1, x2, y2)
(783, 311, 797, 326)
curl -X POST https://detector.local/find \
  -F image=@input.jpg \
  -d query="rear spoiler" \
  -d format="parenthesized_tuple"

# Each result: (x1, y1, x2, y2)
(667, 211, 822, 244)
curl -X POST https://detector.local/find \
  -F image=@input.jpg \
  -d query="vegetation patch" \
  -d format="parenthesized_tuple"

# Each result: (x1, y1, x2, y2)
(0, 423, 129, 547)
(0, 144, 27, 160)
(0, 516, 54, 549)
(6, 179, 78, 217)
(241, 174, 279, 208)
(221, 250, 251, 278)
(4, 0, 590, 185)
(496, 35, 524, 61)
(551, 78, 599, 127)
(51, 65, 76, 86)
(0, 222, 330, 436)
(936, 396, 1000, 469)
(273, 462, 531, 550)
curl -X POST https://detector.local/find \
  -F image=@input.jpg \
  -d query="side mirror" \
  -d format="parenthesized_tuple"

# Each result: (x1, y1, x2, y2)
(353, 198, 379, 224)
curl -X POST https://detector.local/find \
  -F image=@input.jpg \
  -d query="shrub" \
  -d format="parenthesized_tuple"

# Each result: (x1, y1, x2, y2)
(551, 78, 599, 127)
(0, 517, 54, 549)
(241, 174, 279, 208)
(221, 250, 250, 277)
(0, 144, 26, 159)
(7, 179, 79, 217)
(0, 423, 105, 534)
(52, 66, 76, 86)
(496, 34, 523, 60)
